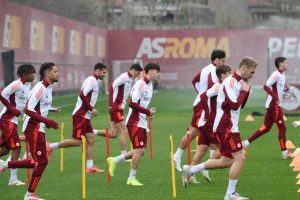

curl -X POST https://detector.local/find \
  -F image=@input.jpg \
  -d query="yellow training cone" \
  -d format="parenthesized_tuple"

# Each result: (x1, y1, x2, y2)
(245, 115, 254, 122)
(290, 157, 300, 167)
(286, 140, 296, 149)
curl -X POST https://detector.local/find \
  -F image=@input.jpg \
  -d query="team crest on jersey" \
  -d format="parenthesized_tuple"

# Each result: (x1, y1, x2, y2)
(140, 141, 144, 146)
(37, 151, 42, 155)
(237, 143, 241, 148)
(16, 143, 20, 147)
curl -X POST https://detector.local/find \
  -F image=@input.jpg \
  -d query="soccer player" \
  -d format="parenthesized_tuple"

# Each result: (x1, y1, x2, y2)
(0, 64, 36, 186)
(243, 57, 293, 159)
(48, 63, 107, 172)
(0, 62, 60, 200)
(173, 49, 226, 172)
(107, 63, 160, 186)
(94, 63, 143, 155)
(183, 57, 257, 200)
(189, 65, 232, 182)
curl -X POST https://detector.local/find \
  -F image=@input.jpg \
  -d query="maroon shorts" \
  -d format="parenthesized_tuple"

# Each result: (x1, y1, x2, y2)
(110, 109, 124, 123)
(198, 126, 219, 146)
(72, 115, 93, 140)
(217, 132, 243, 159)
(0, 120, 21, 149)
(127, 125, 147, 149)
(24, 130, 47, 163)
(190, 106, 204, 128)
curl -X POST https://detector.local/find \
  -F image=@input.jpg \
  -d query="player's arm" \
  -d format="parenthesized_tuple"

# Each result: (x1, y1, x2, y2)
(263, 72, 279, 100)
(24, 87, 58, 129)
(49, 107, 61, 112)
(110, 74, 129, 109)
(0, 81, 21, 116)
(129, 83, 151, 116)
(224, 79, 248, 111)
(79, 78, 95, 111)
(192, 72, 200, 93)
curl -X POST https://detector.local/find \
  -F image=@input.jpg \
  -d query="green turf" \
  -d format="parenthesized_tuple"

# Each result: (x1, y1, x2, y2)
(1, 89, 300, 199)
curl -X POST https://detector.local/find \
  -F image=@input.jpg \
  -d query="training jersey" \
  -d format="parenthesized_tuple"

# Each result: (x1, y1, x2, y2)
(126, 77, 153, 129)
(192, 63, 218, 107)
(264, 69, 285, 108)
(22, 80, 53, 133)
(213, 73, 249, 133)
(203, 81, 222, 128)
(73, 74, 100, 119)
(0, 79, 30, 124)
(109, 72, 133, 110)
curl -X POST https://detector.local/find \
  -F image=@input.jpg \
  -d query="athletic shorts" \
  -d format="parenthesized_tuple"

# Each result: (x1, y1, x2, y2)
(198, 125, 219, 146)
(24, 130, 47, 163)
(72, 115, 93, 140)
(0, 119, 21, 149)
(217, 132, 243, 159)
(110, 108, 124, 123)
(127, 125, 147, 149)
(190, 106, 204, 128)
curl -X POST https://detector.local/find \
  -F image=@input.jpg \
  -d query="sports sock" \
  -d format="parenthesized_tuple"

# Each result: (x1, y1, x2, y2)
(10, 169, 17, 180)
(190, 163, 205, 174)
(87, 160, 93, 168)
(113, 154, 126, 164)
(174, 148, 184, 158)
(49, 143, 59, 150)
(226, 179, 238, 196)
(129, 169, 136, 179)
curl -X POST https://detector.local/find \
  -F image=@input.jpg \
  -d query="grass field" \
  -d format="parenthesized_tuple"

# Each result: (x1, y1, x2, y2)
(1, 89, 300, 200)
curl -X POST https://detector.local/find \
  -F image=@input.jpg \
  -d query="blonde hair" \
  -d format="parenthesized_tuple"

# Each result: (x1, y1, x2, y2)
(239, 56, 258, 69)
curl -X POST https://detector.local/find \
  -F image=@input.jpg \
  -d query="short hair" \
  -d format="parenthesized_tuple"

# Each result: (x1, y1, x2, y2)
(216, 65, 232, 79)
(238, 56, 258, 69)
(94, 63, 107, 71)
(130, 63, 143, 71)
(144, 63, 160, 74)
(17, 64, 36, 77)
(39, 62, 55, 81)
(275, 57, 286, 69)
(211, 49, 226, 62)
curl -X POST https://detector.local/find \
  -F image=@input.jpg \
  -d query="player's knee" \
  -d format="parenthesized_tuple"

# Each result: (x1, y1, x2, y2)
(236, 154, 246, 164)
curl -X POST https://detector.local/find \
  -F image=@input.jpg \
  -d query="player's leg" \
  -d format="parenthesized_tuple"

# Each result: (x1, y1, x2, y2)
(115, 121, 127, 154)
(85, 120, 104, 173)
(24, 131, 48, 200)
(126, 126, 146, 186)
(243, 108, 273, 148)
(174, 126, 199, 171)
(275, 108, 292, 159)
(224, 149, 248, 200)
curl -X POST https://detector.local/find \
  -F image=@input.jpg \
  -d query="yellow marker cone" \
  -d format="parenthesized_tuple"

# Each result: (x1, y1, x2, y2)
(293, 148, 300, 157)
(245, 115, 254, 122)
(296, 173, 300, 179)
(290, 157, 300, 167)
(297, 179, 300, 185)
(298, 188, 300, 192)
(286, 140, 296, 149)
(293, 164, 300, 172)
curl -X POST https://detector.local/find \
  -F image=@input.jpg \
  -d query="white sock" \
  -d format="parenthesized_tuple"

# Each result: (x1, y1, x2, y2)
(49, 143, 59, 150)
(129, 169, 136, 179)
(93, 130, 99, 135)
(190, 163, 205, 174)
(113, 154, 126, 164)
(10, 169, 17, 180)
(25, 191, 33, 196)
(210, 150, 215, 158)
(174, 148, 184, 159)
(1, 160, 8, 168)
(87, 160, 93, 168)
(226, 179, 238, 196)
(121, 150, 126, 155)
(282, 150, 288, 157)
(243, 140, 250, 147)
